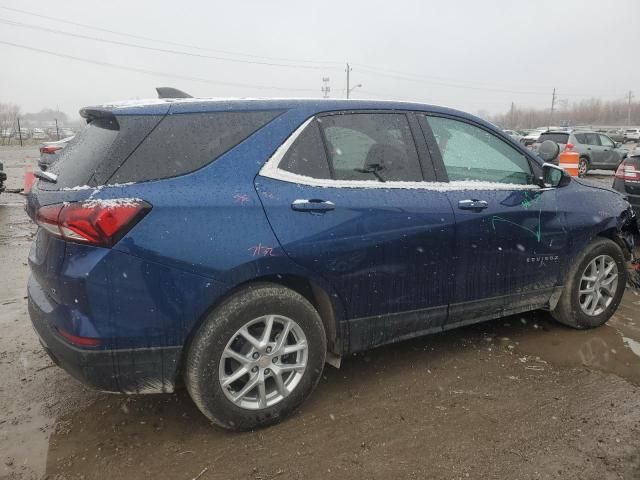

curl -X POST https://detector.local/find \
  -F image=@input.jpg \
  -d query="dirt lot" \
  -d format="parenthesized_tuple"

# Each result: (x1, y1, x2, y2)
(1, 146, 639, 480)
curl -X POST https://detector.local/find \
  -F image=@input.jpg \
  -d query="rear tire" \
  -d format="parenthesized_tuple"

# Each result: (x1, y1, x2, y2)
(185, 283, 326, 430)
(552, 238, 627, 329)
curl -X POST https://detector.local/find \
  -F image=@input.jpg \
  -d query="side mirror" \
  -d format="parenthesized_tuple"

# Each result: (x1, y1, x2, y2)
(537, 140, 560, 162)
(615, 142, 622, 148)
(540, 163, 570, 188)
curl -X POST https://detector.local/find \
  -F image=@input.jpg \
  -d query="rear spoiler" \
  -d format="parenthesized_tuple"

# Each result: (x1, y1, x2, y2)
(79, 107, 117, 123)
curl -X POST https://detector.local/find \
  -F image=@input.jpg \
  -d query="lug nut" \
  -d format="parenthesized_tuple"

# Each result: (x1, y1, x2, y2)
(266, 346, 272, 353)
(251, 366, 258, 373)
(272, 357, 278, 363)
(264, 368, 271, 375)
(252, 352, 259, 359)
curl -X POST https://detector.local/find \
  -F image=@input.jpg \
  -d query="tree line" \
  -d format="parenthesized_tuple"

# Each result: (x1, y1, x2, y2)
(488, 97, 638, 129)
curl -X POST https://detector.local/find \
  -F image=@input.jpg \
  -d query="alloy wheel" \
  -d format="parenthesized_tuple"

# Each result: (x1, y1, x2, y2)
(578, 254, 618, 316)
(218, 315, 308, 410)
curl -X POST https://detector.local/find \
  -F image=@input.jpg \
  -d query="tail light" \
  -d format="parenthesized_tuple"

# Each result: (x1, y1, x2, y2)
(565, 143, 574, 152)
(39, 146, 62, 154)
(36, 199, 151, 247)
(55, 326, 102, 347)
(615, 160, 640, 182)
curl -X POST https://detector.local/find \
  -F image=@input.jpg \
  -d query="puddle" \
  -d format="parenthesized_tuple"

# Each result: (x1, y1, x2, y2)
(623, 337, 640, 358)
(467, 291, 640, 386)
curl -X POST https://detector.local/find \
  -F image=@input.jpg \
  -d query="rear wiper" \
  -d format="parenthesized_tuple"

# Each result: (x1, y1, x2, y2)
(354, 163, 386, 182)
(34, 170, 57, 183)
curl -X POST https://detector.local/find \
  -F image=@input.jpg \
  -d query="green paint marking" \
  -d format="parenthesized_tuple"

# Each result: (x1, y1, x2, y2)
(521, 191, 542, 209)
(491, 216, 542, 242)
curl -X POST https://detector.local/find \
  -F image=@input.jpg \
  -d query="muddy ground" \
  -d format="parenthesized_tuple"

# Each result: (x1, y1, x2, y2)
(1, 146, 639, 480)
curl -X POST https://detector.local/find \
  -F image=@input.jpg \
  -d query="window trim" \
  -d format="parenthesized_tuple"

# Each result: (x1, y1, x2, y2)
(259, 113, 541, 192)
(417, 112, 538, 184)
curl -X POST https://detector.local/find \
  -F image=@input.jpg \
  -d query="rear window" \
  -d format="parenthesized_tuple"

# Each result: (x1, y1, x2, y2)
(43, 115, 162, 190)
(110, 111, 281, 183)
(537, 132, 569, 144)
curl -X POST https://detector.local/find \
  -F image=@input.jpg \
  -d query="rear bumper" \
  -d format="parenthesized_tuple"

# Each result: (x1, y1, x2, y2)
(28, 276, 181, 394)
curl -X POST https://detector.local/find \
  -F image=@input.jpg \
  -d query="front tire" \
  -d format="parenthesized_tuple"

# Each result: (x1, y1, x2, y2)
(552, 238, 627, 329)
(185, 283, 327, 430)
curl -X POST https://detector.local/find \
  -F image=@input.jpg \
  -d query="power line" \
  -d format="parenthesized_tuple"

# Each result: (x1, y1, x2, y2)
(0, 40, 320, 93)
(0, 5, 343, 67)
(0, 17, 336, 71)
(352, 63, 610, 98)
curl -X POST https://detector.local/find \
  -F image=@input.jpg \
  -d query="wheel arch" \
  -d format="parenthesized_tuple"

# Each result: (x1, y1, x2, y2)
(183, 273, 346, 369)
(597, 227, 633, 261)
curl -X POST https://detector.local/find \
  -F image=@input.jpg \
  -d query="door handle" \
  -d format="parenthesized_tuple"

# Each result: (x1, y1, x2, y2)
(458, 199, 489, 210)
(291, 199, 335, 213)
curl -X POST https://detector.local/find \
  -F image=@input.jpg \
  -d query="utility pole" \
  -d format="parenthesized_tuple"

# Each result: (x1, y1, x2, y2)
(55, 118, 60, 140)
(346, 63, 351, 99)
(627, 90, 634, 126)
(321, 77, 331, 99)
(509, 101, 515, 129)
(17, 117, 23, 147)
(549, 88, 557, 128)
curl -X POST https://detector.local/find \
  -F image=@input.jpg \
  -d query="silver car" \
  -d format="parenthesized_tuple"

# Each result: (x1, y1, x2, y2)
(533, 130, 627, 176)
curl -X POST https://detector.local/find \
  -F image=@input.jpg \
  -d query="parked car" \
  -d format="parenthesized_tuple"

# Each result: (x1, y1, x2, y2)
(13, 127, 30, 140)
(25, 97, 638, 430)
(520, 128, 547, 146)
(624, 128, 640, 142)
(0, 128, 13, 138)
(605, 129, 626, 143)
(533, 130, 627, 176)
(503, 129, 522, 142)
(38, 136, 75, 171)
(613, 148, 640, 215)
(31, 128, 48, 140)
(0, 161, 6, 193)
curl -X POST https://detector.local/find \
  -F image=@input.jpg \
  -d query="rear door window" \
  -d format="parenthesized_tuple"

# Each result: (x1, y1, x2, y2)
(584, 133, 601, 146)
(110, 111, 282, 183)
(318, 113, 423, 182)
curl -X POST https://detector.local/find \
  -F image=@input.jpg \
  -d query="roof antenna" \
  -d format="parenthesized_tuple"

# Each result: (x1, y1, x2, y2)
(156, 87, 193, 99)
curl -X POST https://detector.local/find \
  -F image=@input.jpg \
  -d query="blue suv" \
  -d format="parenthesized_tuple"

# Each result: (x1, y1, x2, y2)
(26, 97, 637, 430)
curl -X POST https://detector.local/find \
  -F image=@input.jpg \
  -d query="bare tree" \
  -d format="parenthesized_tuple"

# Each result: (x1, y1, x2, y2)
(491, 96, 639, 129)
(0, 102, 21, 145)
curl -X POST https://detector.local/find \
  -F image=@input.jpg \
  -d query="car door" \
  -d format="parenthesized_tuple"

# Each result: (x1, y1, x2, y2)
(417, 114, 569, 327)
(598, 134, 620, 167)
(584, 132, 604, 166)
(256, 111, 456, 351)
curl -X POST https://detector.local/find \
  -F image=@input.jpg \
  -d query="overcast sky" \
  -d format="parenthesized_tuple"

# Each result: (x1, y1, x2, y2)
(0, 0, 638, 119)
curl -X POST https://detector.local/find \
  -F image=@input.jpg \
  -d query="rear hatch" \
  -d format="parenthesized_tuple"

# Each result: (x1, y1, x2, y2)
(26, 106, 168, 303)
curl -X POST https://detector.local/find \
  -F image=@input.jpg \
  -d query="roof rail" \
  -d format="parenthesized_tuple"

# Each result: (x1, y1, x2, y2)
(156, 87, 193, 99)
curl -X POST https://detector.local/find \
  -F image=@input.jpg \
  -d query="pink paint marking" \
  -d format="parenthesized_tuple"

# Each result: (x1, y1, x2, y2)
(233, 193, 250, 204)
(249, 243, 275, 257)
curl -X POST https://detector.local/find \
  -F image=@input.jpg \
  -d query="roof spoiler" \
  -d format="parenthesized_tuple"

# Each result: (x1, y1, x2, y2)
(79, 107, 117, 123)
(156, 87, 193, 99)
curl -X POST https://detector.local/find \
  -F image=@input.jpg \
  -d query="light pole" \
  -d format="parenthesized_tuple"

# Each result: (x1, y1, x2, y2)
(348, 83, 362, 98)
